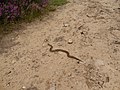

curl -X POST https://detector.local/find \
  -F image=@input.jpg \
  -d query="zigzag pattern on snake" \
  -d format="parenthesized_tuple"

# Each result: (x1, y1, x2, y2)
(48, 44, 83, 62)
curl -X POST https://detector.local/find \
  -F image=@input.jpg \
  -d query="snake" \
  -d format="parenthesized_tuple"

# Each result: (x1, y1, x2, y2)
(48, 44, 83, 62)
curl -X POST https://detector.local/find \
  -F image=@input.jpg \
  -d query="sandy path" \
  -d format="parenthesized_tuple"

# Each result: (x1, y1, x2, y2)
(0, 0, 120, 90)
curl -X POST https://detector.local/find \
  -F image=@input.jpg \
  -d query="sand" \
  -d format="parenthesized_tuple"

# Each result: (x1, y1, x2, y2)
(0, 0, 120, 90)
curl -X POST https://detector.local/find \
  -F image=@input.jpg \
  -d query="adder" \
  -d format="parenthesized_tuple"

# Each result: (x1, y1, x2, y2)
(48, 43, 83, 62)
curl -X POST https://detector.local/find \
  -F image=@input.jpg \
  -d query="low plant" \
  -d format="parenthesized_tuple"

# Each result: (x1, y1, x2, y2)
(0, 0, 67, 33)
(0, 0, 48, 22)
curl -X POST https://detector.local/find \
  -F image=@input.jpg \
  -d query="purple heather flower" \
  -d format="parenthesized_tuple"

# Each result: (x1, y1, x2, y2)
(0, 0, 49, 20)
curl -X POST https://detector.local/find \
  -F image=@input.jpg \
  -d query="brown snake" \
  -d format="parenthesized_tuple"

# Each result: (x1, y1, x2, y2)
(48, 44, 83, 62)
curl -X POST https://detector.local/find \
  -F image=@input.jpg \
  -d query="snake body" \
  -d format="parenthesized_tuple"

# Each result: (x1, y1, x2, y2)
(48, 44, 83, 62)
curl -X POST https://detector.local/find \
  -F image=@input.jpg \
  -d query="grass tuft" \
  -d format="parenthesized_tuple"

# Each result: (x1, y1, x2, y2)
(50, 0, 68, 6)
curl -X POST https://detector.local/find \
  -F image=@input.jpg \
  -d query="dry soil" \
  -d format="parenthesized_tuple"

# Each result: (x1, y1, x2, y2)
(0, 0, 120, 90)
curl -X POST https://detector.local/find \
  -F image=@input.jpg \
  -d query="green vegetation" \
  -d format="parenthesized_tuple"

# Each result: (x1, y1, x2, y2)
(0, 0, 68, 34)
(50, 0, 68, 6)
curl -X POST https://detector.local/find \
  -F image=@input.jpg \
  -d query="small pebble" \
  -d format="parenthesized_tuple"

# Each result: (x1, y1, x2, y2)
(11, 60, 16, 64)
(22, 86, 26, 89)
(63, 23, 69, 27)
(68, 39, 73, 44)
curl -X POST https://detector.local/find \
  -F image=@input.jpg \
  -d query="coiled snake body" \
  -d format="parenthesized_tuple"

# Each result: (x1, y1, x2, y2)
(48, 44, 83, 62)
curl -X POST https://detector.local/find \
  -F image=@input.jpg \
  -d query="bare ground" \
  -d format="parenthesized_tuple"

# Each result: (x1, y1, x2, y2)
(0, 0, 120, 90)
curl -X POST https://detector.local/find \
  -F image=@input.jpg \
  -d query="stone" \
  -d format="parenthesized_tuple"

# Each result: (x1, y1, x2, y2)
(22, 86, 26, 89)
(68, 39, 73, 44)
(63, 23, 69, 27)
